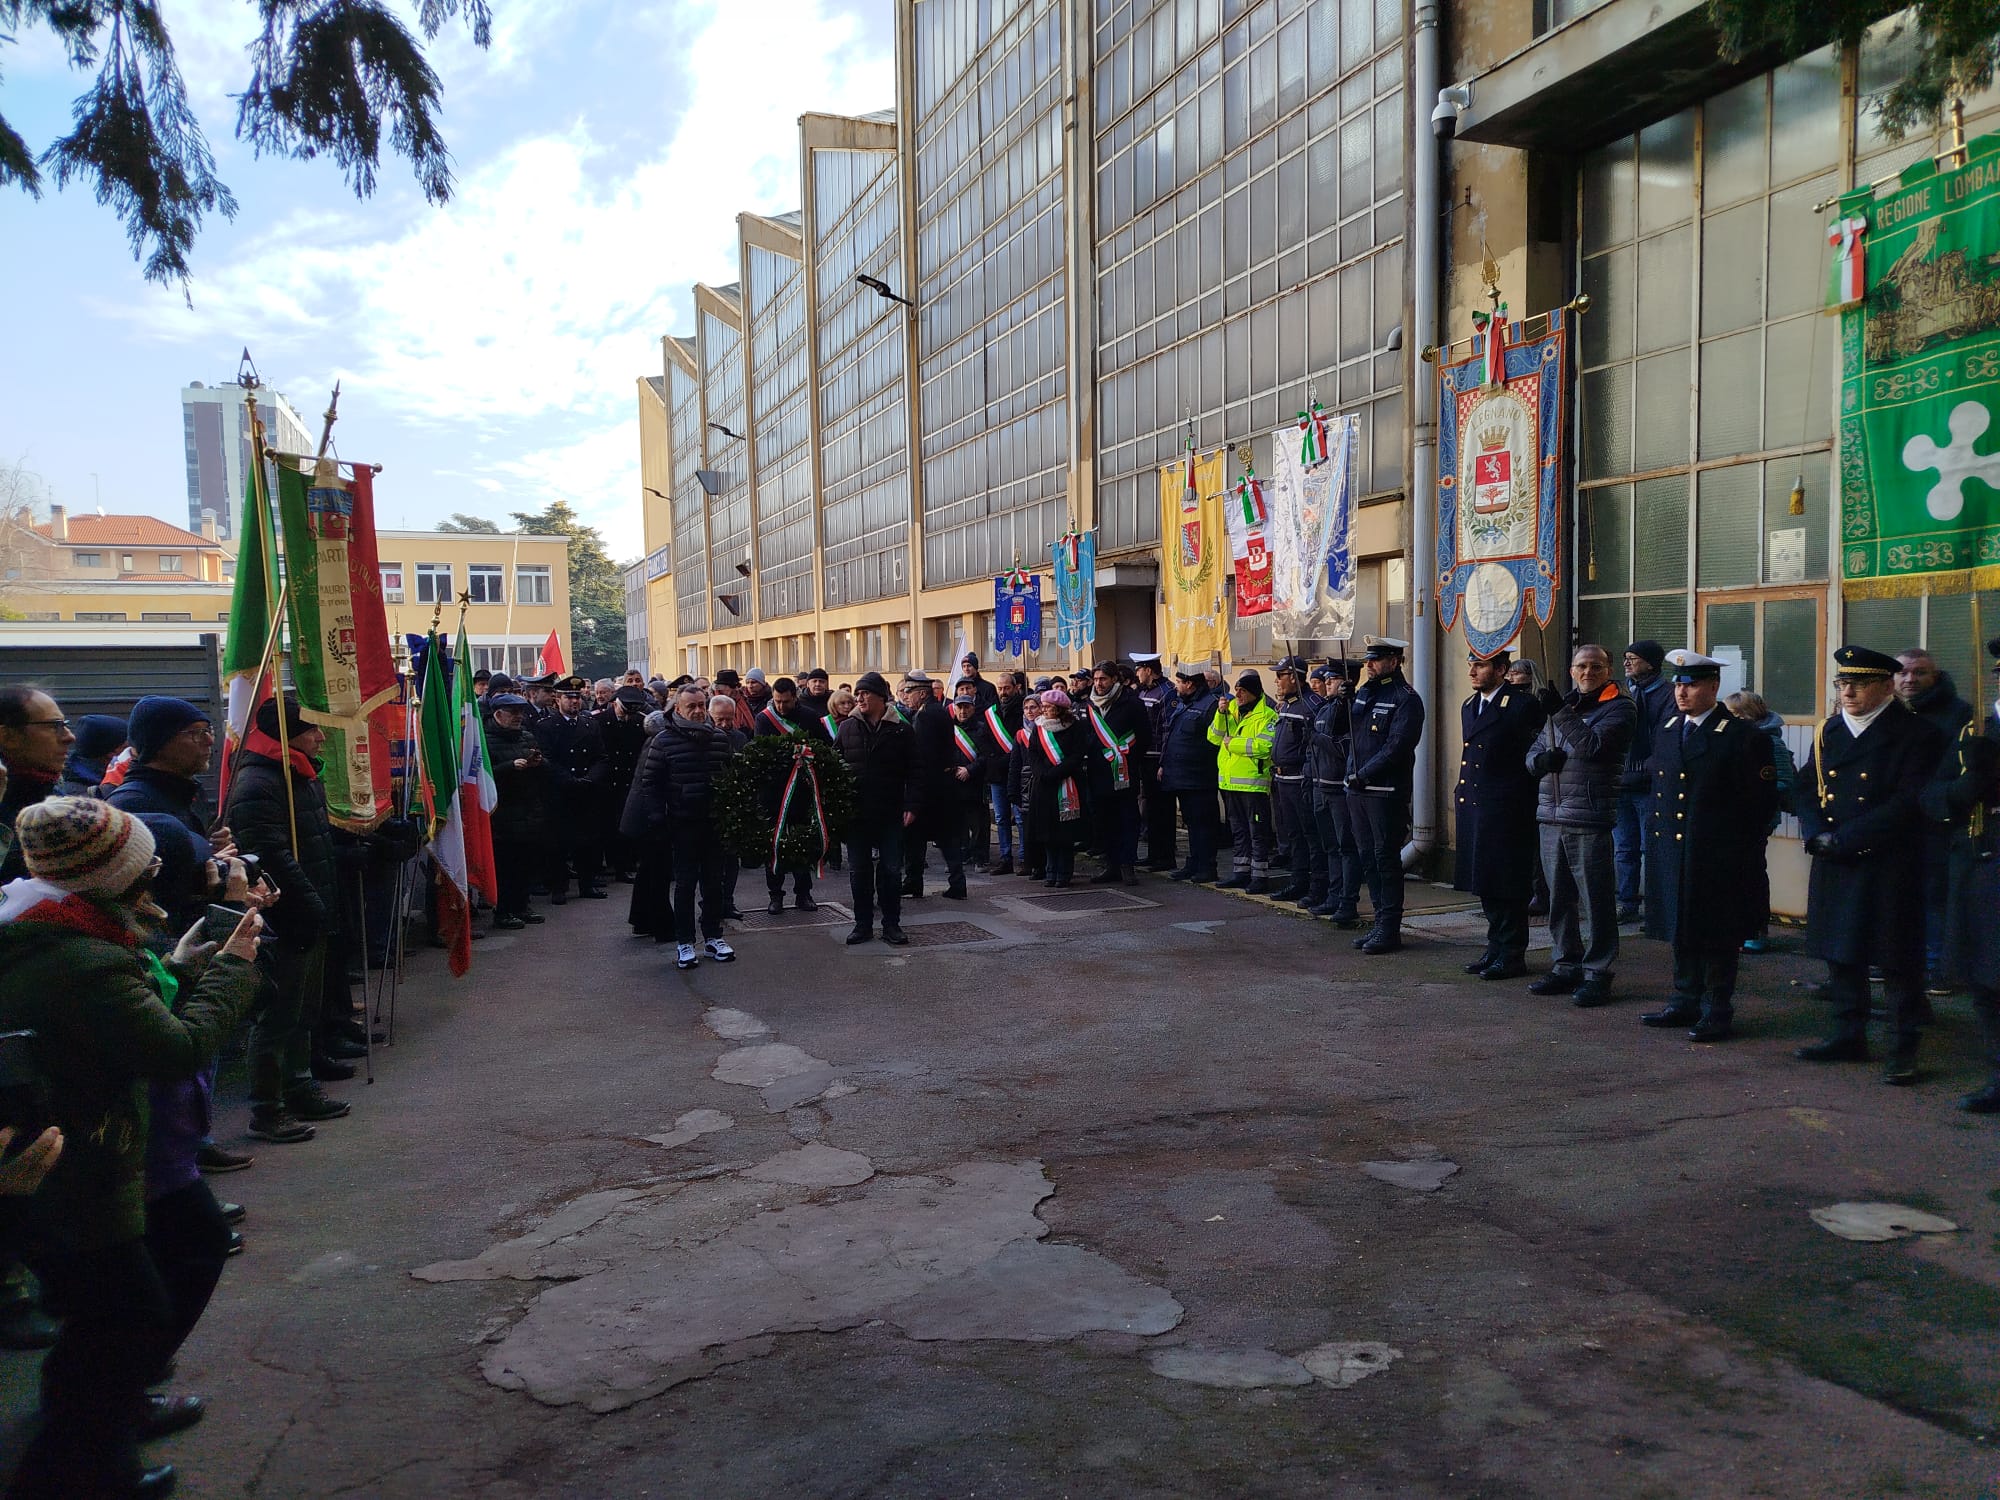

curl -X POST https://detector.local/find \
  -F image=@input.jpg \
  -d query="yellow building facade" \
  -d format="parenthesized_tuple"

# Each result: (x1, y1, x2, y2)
(373, 531, 572, 678)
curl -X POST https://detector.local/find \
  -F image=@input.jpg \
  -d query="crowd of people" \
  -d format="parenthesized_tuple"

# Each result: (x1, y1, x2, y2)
(0, 626, 1995, 1495)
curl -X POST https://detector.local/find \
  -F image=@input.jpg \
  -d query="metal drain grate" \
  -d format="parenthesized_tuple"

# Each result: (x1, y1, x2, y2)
(734, 902, 853, 930)
(1012, 889, 1156, 913)
(896, 921, 1003, 947)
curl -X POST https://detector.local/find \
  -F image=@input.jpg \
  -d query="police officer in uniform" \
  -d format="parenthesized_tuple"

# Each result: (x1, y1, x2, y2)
(537, 675, 609, 903)
(595, 685, 650, 881)
(1920, 637, 2000, 1112)
(1793, 644, 1946, 1082)
(1636, 650, 1776, 1041)
(1268, 656, 1325, 906)
(1452, 649, 1546, 979)
(1345, 637, 1425, 954)
(1307, 661, 1362, 924)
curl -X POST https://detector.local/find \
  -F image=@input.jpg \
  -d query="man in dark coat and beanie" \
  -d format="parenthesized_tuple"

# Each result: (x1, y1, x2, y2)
(484, 693, 551, 929)
(621, 684, 737, 969)
(1084, 659, 1151, 884)
(1895, 647, 1976, 988)
(1921, 637, 2000, 1112)
(1451, 650, 1547, 980)
(1792, 645, 1947, 1082)
(837, 673, 922, 945)
(1159, 665, 1221, 883)
(899, 673, 963, 899)
(1636, 650, 1777, 1042)
(54, 714, 127, 797)
(1130, 654, 1177, 870)
(222, 695, 349, 1140)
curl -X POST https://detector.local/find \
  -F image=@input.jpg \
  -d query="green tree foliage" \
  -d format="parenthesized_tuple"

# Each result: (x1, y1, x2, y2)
(508, 500, 629, 678)
(1, 0, 492, 290)
(435, 513, 500, 533)
(1708, 1, 2000, 139)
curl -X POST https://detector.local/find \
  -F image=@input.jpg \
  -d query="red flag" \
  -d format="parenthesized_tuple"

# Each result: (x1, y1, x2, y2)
(539, 629, 566, 677)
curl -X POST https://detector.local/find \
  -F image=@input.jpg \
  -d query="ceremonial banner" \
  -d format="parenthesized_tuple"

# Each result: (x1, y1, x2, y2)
(1225, 468, 1273, 617)
(1052, 529, 1096, 650)
(1267, 408, 1360, 641)
(1835, 132, 2000, 597)
(993, 570, 1044, 655)
(1436, 306, 1567, 658)
(218, 465, 280, 809)
(272, 456, 398, 828)
(1159, 445, 1229, 662)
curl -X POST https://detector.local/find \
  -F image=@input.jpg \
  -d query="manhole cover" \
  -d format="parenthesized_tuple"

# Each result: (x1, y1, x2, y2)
(897, 921, 1002, 947)
(735, 903, 852, 929)
(1015, 889, 1154, 913)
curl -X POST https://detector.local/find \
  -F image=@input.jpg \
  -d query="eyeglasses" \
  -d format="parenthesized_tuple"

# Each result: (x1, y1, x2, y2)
(22, 719, 70, 732)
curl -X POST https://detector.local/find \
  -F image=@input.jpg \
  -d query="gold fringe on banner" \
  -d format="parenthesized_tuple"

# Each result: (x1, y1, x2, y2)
(1841, 564, 2000, 599)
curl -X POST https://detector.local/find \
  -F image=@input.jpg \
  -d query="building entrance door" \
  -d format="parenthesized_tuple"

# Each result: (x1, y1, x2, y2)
(1697, 586, 1826, 723)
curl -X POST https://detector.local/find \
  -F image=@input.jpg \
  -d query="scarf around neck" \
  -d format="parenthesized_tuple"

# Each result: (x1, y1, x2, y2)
(245, 726, 321, 780)
(1089, 682, 1122, 712)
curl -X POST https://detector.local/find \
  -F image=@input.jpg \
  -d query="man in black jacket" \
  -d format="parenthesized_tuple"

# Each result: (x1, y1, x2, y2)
(1637, 651, 1777, 1042)
(837, 673, 921, 945)
(1452, 651, 1547, 980)
(485, 694, 551, 929)
(538, 677, 608, 904)
(223, 695, 349, 1141)
(1615, 640, 1675, 923)
(1308, 662, 1362, 922)
(754, 678, 829, 913)
(1268, 656, 1324, 905)
(976, 672, 1025, 873)
(1345, 638, 1425, 954)
(1794, 645, 1947, 1082)
(1895, 648, 1975, 989)
(1131, 655, 1177, 870)
(621, 685, 738, 969)
(594, 686, 651, 881)
(1084, 661, 1151, 884)
(899, 673, 962, 899)
(1159, 667, 1221, 883)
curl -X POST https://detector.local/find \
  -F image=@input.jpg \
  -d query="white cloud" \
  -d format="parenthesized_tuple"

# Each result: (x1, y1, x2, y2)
(487, 420, 647, 561)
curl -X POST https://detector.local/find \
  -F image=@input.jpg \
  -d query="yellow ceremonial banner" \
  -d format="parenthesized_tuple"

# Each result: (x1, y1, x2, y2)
(1160, 447, 1230, 663)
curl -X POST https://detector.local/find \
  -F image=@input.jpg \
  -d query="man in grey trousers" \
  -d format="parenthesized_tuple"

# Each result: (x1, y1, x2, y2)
(1524, 644, 1637, 1007)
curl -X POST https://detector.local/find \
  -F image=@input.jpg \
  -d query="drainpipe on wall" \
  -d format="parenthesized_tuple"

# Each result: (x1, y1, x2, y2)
(1403, 0, 1441, 871)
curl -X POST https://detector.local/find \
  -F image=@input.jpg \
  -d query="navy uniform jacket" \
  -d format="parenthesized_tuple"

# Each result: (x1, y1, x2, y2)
(1452, 685, 1546, 898)
(1920, 713, 2000, 990)
(536, 711, 607, 799)
(1641, 708, 1777, 947)
(1791, 705, 1945, 969)
(1270, 690, 1323, 779)
(1347, 671, 1425, 798)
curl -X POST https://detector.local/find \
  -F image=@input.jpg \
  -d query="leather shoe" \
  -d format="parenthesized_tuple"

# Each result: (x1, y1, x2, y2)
(219, 1201, 245, 1225)
(1243, 877, 1270, 895)
(133, 1465, 178, 1497)
(139, 1393, 206, 1440)
(1464, 955, 1497, 975)
(1214, 873, 1249, 889)
(845, 927, 874, 945)
(1958, 1080, 2000, 1113)
(1329, 913, 1362, 929)
(1640, 1006, 1700, 1029)
(1360, 933, 1403, 955)
(1571, 978, 1614, 1007)
(1528, 971, 1580, 996)
(1795, 1036, 1869, 1063)
(1478, 960, 1528, 981)
(1165, 866, 1194, 881)
(322, 1036, 368, 1061)
(1089, 866, 1121, 885)
(1687, 1015, 1733, 1043)
(795, 894, 818, 912)
(767, 897, 786, 915)
(310, 1054, 356, 1082)
(881, 926, 910, 946)
(1881, 1053, 1920, 1086)
(1351, 930, 1377, 950)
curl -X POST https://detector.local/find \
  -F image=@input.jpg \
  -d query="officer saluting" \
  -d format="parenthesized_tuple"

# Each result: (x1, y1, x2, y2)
(1344, 636, 1425, 955)
(1793, 644, 1946, 1082)
(1636, 650, 1776, 1042)
(1452, 649, 1546, 980)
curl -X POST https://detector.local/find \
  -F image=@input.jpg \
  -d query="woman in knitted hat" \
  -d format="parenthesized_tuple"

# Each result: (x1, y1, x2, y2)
(0, 796, 268, 1499)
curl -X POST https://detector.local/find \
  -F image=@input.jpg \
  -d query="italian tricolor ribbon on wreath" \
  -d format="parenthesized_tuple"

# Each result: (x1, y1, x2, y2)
(1037, 722, 1082, 820)
(772, 740, 833, 875)
(1226, 466, 1273, 617)
(1087, 703, 1134, 791)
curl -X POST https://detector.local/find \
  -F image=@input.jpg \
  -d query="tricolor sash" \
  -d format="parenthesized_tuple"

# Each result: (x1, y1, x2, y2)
(760, 705, 800, 736)
(1087, 703, 1134, 791)
(1036, 723, 1082, 821)
(953, 724, 981, 763)
(822, 713, 840, 740)
(984, 704, 1011, 753)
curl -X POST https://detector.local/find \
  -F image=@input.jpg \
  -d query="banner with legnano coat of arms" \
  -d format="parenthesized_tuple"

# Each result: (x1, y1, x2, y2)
(1159, 442, 1230, 662)
(1834, 130, 2000, 597)
(1435, 306, 1568, 659)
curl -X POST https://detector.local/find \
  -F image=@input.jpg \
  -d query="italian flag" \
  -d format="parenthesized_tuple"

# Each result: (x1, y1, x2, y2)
(420, 623, 498, 977)
(218, 461, 281, 808)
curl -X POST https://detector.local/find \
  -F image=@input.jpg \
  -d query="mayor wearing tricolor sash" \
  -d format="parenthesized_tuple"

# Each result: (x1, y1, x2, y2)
(1085, 661, 1150, 884)
(753, 677, 830, 914)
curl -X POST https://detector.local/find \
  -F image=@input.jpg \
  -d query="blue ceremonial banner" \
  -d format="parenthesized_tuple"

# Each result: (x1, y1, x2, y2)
(994, 572, 1043, 655)
(1052, 530, 1096, 650)
(1436, 305, 1568, 659)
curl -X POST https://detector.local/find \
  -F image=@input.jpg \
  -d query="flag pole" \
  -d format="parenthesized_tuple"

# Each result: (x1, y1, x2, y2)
(241, 376, 300, 857)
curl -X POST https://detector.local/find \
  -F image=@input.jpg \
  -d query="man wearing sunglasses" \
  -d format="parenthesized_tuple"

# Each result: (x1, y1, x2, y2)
(0, 686, 78, 883)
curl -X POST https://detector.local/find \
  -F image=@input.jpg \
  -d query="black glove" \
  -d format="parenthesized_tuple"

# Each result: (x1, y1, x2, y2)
(1535, 684, 1564, 715)
(1804, 832, 1839, 858)
(1536, 748, 1568, 774)
(1344, 774, 1364, 791)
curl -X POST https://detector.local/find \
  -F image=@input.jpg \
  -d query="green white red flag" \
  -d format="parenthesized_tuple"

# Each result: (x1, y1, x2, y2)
(218, 461, 281, 809)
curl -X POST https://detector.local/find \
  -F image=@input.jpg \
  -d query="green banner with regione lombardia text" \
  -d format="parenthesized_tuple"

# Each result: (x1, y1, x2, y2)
(1837, 131, 2000, 598)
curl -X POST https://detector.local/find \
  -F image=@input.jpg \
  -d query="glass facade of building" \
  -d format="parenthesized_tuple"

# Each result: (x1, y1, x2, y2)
(813, 145, 911, 609)
(1576, 19, 2000, 717)
(911, 0, 1070, 586)
(1091, 0, 1407, 557)
(700, 298, 750, 626)
(668, 349, 709, 639)
(746, 241, 814, 621)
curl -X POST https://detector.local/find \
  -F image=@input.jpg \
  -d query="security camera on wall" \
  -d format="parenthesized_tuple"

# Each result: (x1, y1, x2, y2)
(1432, 83, 1471, 141)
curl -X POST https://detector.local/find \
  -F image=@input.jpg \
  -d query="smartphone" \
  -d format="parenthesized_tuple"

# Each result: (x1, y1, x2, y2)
(204, 904, 246, 944)
(0, 1030, 48, 1146)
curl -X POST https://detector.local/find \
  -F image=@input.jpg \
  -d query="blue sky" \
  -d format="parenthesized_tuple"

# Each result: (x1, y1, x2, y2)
(0, 0, 895, 562)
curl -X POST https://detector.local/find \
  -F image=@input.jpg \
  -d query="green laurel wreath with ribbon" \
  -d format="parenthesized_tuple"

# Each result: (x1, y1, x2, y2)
(713, 731, 858, 869)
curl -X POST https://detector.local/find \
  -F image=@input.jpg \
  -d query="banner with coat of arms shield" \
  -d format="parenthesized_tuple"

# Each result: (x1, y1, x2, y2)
(1266, 405, 1360, 642)
(1436, 307, 1568, 659)
(1159, 444, 1229, 662)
